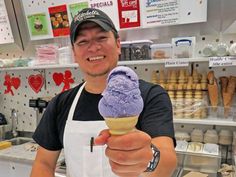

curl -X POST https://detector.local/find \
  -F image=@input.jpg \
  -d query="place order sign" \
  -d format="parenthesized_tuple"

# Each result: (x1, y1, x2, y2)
(209, 57, 236, 67)
(165, 59, 189, 67)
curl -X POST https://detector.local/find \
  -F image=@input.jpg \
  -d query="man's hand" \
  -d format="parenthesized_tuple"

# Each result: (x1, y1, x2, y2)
(94, 129, 153, 177)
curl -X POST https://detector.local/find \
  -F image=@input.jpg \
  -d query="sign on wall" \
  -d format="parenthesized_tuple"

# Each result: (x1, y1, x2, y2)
(0, 0, 14, 44)
(22, 0, 207, 41)
(141, 0, 207, 28)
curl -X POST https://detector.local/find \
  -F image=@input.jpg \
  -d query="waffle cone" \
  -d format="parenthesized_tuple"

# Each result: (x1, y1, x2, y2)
(104, 116, 138, 135)
(219, 77, 228, 94)
(222, 92, 234, 117)
(207, 83, 218, 111)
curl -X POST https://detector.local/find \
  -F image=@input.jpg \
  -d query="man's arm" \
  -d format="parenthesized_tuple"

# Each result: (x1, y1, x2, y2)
(30, 146, 61, 177)
(141, 136, 177, 177)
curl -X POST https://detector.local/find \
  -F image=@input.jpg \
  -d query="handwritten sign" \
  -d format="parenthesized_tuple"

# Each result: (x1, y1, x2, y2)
(209, 57, 236, 67)
(165, 59, 189, 67)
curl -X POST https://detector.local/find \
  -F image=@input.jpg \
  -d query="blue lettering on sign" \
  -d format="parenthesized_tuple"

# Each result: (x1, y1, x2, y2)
(146, 0, 159, 6)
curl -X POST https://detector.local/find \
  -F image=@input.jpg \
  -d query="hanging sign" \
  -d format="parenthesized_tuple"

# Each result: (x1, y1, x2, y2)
(28, 74, 44, 93)
(3, 74, 21, 96)
(117, 0, 141, 29)
(53, 70, 75, 92)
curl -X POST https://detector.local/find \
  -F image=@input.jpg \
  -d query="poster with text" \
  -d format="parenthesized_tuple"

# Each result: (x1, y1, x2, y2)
(27, 13, 49, 36)
(69, 2, 89, 19)
(141, 0, 207, 28)
(48, 5, 70, 37)
(89, 0, 120, 30)
(117, 0, 141, 29)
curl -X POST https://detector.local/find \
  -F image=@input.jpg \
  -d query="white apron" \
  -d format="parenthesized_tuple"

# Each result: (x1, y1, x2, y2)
(63, 83, 118, 177)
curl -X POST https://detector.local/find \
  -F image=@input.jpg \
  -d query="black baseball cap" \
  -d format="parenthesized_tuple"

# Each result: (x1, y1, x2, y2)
(70, 8, 118, 45)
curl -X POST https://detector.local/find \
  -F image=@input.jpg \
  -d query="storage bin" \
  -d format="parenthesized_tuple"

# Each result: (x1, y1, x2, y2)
(120, 41, 132, 61)
(172, 37, 196, 58)
(183, 150, 221, 173)
(178, 169, 218, 177)
(130, 40, 153, 60)
(150, 43, 172, 59)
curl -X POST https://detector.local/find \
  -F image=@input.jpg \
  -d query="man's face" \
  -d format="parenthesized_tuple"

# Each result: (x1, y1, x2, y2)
(72, 22, 121, 78)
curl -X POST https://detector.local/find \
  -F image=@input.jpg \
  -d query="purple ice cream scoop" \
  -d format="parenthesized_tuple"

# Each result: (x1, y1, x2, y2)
(98, 66, 144, 118)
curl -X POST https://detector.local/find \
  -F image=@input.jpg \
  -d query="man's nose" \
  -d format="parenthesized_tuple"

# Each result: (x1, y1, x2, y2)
(87, 40, 101, 52)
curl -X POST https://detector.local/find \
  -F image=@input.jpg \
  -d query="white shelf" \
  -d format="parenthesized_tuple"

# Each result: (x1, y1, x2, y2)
(118, 58, 208, 65)
(0, 58, 209, 71)
(174, 118, 236, 126)
(0, 63, 78, 71)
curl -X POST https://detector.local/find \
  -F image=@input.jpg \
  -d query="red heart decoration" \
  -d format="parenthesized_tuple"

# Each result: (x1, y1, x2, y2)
(11, 77, 21, 89)
(53, 72, 64, 86)
(28, 74, 44, 93)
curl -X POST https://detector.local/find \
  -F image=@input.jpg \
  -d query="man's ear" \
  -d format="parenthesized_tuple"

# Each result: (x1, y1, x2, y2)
(116, 38, 121, 55)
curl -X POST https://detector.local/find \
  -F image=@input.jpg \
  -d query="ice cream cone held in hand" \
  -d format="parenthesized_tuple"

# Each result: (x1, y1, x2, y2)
(98, 66, 144, 135)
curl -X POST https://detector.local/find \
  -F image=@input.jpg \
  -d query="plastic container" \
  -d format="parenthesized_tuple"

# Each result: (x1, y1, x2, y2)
(150, 43, 172, 59)
(183, 150, 221, 174)
(202, 44, 215, 57)
(216, 43, 229, 57)
(130, 40, 153, 60)
(120, 41, 131, 61)
(172, 37, 196, 58)
(58, 46, 73, 64)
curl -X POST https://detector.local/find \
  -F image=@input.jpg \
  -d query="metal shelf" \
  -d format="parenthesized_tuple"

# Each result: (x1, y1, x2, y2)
(174, 118, 236, 127)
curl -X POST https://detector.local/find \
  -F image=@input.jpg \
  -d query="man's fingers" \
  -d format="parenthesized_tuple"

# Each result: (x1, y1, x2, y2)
(94, 129, 111, 145)
(107, 130, 151, 150)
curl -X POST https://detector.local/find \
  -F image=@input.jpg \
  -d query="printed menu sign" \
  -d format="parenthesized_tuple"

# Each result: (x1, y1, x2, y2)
(27, 13, 49, 36)
(209, 57, 236, 67)
(0, 0, 14, 44)
(117, 0, 141, 29)
(69, 2, 88, 19)
(141, 0, 180, 27)
(48, 5, 70, 37)
(141, 0, 207, 28)
(89, 0, 120, 30)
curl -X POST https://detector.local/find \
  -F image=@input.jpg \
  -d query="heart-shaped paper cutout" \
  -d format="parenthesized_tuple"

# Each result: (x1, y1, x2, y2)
(11, 77, 21, 89)
(53, 72, 64, 86)
(28, 74, 44, 93)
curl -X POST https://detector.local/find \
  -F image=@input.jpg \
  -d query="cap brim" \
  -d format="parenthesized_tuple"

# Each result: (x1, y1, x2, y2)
(72, 19, 112, 44)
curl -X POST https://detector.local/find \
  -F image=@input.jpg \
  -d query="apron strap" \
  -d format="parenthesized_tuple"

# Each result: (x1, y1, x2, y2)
(67, 82, 86, 121)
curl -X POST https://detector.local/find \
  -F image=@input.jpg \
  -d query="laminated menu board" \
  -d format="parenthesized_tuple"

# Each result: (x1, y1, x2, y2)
(48, 4, 70, 37)
(0, 0, 14, 44)
(141, 0, 207, 28)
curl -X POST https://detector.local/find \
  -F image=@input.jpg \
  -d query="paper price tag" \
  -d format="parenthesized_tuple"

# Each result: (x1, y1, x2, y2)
(209, 57, 235, 67)
(165, 59, 189, 67)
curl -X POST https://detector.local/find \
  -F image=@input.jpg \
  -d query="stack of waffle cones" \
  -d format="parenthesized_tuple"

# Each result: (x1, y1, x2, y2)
(207, 71, 219, 111)
(219, 76, 236, 117)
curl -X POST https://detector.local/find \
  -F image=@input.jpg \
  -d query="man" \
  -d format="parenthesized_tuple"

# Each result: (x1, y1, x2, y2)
(30, 8, 177, 177)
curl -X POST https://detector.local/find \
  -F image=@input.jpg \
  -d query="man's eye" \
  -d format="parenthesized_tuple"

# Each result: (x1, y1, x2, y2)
(77, 40, 88, 46)
(97, 36, 108, 42)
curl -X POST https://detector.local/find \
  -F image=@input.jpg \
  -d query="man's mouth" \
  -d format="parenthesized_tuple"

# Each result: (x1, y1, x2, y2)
(87, 56, 105, 61)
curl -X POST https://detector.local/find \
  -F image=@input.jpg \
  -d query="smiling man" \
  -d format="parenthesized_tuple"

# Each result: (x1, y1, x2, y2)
(30, 8, 177, 177)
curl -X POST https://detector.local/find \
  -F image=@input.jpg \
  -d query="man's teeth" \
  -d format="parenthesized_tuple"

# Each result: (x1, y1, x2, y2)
(89, 56, 104, 61)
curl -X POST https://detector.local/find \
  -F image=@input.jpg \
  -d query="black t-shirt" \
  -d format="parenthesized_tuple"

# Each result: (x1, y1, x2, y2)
(33, 80, 176, 150)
